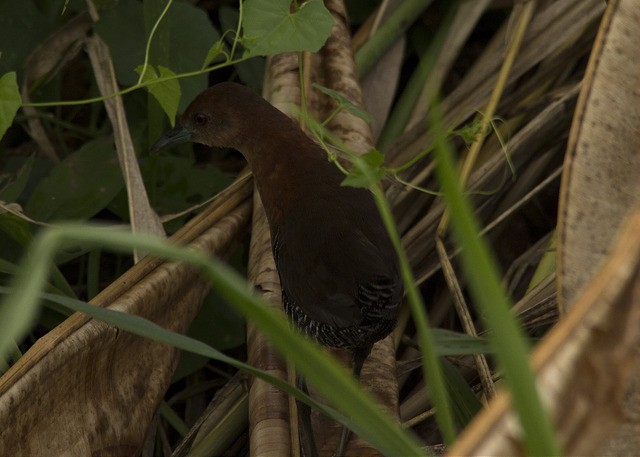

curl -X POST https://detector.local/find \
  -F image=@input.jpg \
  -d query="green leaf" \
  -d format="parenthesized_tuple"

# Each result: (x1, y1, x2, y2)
(25, 139, 124, 222)
(0, 2, 52, 80)
(0, 212, 32, 247)
(432, 328, 492, 356)
(135, 64, 181, 124)
(341, 149, 386, 188)
(94, 0, 146, 86)
(0, 155, 34, 203)
(442, 358, 483, 428)
(243, 0, 333, 56)
(0, 224, 425, 456)
(219, 6, 265, 89)
(164, 2, 220, 110)
(144, 154, 232, 215)
(0, 72, 21, 140)
(431, 98, 560, 455)
(95, 0, 219, 111)
(313, 83, 373, 123)
(202, 38, 226, 69)
(453, 120, 483, 145)
(173, 291, 245, 381)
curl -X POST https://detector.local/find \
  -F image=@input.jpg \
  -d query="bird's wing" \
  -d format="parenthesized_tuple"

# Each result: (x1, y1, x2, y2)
(272, 204, 399, 329)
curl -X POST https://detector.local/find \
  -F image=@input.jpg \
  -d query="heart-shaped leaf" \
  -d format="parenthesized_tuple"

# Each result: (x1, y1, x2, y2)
(313, 83, 373, 123)
(135, 64, 181, 125)
(341, 149, 386, 188)
(243, 0, 333, 56)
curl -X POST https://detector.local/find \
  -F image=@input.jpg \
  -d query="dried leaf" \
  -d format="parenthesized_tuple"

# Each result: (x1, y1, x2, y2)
(448, 203, 640, 456)
(0, 177, 253, 456)
(558, 0, 640, 453)
(557, 0, 640, 307)
(86, 34, 165, 261)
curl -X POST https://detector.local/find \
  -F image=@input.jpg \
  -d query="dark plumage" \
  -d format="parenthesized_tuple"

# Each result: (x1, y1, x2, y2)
(151, 82, 403, 457)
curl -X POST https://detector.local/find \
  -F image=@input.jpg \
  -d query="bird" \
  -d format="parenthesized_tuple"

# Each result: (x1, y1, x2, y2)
(151, 82, 403, 457)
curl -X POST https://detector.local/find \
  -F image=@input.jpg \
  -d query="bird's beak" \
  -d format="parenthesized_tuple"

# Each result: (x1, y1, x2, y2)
(149, 124, 192, 154)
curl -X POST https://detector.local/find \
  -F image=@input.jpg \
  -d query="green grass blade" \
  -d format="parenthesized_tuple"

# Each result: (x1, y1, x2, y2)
(370, 184, 456, 445)
(354, 0, 434, 77)
(429, 100, 560, 455)
(0, 225, 424, 456)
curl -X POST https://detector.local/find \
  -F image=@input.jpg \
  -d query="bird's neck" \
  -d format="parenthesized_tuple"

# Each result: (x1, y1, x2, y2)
(238, 121, 341, 230)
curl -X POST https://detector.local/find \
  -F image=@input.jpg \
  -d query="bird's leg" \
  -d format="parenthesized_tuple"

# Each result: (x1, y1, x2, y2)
(333, 346, 372, 457)
(297, 374, 319, 457)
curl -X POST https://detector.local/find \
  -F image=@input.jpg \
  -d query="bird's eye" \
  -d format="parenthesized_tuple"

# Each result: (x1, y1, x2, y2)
(193, 113, 208, 126)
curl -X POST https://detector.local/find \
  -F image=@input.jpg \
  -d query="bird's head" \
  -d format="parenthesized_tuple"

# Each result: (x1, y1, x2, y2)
(150, 82, 260, 154)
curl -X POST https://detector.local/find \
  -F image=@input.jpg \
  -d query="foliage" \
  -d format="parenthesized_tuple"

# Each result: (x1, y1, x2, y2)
(243, 0, 334, 56)
(0, 72, 20, 139)
(0, 0, 575, 455)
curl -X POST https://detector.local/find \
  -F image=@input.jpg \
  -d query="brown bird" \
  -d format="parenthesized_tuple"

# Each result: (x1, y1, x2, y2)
(151, 82, 402, 457)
